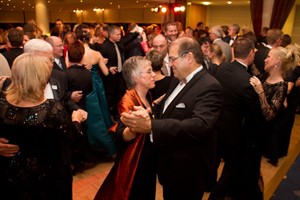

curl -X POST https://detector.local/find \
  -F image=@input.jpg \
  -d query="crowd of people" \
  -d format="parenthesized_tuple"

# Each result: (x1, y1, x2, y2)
(1, 18, 300, 200)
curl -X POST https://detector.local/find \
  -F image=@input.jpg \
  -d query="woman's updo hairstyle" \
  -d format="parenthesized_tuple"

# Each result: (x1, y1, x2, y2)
(74, 24, 91, 43)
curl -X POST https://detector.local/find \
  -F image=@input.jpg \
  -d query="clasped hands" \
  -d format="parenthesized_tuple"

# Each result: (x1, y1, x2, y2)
(121, 106, 152, 134)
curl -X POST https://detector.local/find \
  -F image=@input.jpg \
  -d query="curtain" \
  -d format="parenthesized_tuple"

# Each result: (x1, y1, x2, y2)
(269, 0, 295, 29)
(250, 0, 263, 36)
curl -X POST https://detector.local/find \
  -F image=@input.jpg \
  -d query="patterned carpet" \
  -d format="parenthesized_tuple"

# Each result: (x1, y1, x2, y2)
(271, 154, 300, 200)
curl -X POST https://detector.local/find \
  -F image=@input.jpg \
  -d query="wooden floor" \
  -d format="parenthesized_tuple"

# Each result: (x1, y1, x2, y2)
(73, 114, 300, 200)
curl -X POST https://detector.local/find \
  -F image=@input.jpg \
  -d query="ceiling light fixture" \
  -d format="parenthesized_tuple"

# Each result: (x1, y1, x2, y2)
(202, 2, 211, 5)
(93, 8, 104, 12)
(73, 9, 83, 13)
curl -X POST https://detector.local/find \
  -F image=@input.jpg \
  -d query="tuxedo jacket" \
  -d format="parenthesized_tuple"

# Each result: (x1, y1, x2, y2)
(1, 47, 23, 67)
(215, 60, 264, 146)
(222, 35, 231, 43)
(152, 68, 223, 192)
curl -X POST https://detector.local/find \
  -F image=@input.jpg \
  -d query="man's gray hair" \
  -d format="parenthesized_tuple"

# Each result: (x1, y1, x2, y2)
(210, 25, 223, 38)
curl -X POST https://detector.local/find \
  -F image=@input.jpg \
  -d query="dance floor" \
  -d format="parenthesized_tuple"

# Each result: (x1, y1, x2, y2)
(73, 114, 300, 200)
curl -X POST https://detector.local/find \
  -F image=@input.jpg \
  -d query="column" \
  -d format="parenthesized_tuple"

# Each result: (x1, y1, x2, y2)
(35, 0, 49, 35)
(75, 11, 83, 24)
(262, 0, 274, 28)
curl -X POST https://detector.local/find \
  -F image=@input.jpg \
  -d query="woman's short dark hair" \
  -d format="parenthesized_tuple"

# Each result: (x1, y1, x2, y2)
(68, 41, 85, 63)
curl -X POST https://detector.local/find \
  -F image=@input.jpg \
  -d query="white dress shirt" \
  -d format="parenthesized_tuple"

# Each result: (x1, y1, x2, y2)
(163, 65, 203, 113)
(44, 83, 54, 99)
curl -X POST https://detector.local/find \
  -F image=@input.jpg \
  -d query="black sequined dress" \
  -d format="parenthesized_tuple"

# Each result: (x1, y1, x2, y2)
(259, 74, 288, 165)
(0, 97, 82, 200)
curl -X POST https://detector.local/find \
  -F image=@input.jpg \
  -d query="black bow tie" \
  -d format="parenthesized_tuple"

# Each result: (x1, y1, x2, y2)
(231, 38, 234, 40)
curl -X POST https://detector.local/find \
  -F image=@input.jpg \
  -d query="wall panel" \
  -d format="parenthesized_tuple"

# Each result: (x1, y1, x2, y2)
(206, 5, 252, 29)
(187, 4, 207, 29)
(292, 5, 300, 44)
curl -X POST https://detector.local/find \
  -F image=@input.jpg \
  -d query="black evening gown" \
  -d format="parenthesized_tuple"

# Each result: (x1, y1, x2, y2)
(0, 98, 82, 200)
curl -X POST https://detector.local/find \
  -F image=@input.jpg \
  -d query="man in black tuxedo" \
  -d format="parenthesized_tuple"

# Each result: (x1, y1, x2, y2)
(1, 28, 24, 68)
(121, 37, 223, 200)
(209, 38, 265, 200)
(228, 24, 240, 46)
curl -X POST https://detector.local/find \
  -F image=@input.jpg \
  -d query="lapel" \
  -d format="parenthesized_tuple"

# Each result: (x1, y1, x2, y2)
(59, 57, 67, 70)
(161, 69, 206, 118)
(53, 57, 67, 71)
(53, 62, 61, 71)
(232, 60, 248, 71)
(49, 78, 60, 101)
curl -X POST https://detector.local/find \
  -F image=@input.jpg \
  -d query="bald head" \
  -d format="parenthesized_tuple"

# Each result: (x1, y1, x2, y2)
(152, 34, 168, 56)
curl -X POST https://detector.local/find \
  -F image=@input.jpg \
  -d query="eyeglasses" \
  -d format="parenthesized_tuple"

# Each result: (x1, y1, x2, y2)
(140, 68, 154, 75)
(168, 52, 189, 63)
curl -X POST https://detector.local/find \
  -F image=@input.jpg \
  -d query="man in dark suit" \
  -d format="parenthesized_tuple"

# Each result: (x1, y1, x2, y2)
(46, 36, 67, 71)
(121, 37, 223, 200)
(1, 28, 24, 68)
(209, 38, 265, 200)
(46, 36, 83, 110)
(24, 38, 86, 114)
(99, 25, 126, 119)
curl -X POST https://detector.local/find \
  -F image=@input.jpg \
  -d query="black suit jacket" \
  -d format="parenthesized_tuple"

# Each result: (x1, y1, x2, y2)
(215, 61, 264, 146)
(65, 64, 93, 109)
(1, 47, 23, 67)
(100, 39, 124, 68)
(50, 58, 80, 112)
(53, 57, 67, 71)
(48, 77, 66, 101)
(222, 35, 231, 43)
(152, 68, 223, 192)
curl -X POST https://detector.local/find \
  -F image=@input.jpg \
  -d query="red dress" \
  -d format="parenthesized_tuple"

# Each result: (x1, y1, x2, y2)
(94, 89, 155, 200)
